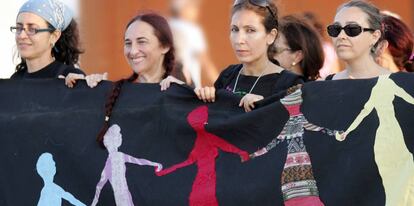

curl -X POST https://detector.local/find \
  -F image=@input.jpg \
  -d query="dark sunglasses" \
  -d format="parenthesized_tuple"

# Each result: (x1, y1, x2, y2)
(233, 0, 276, 20)
(327, 24, 375, 37)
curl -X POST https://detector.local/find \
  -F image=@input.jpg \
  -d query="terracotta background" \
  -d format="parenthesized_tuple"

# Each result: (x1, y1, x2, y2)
(79, 0, 413, 84)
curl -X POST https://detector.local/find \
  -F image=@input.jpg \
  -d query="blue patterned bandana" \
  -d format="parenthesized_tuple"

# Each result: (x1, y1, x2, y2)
(18, 0, 73, 31)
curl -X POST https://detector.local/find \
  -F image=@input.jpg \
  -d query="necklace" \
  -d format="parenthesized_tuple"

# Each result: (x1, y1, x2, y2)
(232, 63, 269, 94)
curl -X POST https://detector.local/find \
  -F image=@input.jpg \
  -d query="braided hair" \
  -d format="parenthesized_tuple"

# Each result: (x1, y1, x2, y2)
(96, 12, 175, 146)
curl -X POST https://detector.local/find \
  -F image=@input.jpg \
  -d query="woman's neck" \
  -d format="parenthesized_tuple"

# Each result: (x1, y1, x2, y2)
(289, 65, 304, 77)
(138, 72, 164, 83)
(343, 55, 391, 79)
(25, 55, 55, 73)
(378, 50, 400, 72)
(138, 64, 165, 83)
(242, 56, 270, 76)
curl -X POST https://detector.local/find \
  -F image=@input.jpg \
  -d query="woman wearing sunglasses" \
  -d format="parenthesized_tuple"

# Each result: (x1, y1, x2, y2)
(270, 15, 324, 81)
(194, 0, 303, 112)
(325, 0, 390, 80)
(10, 0, 85, 79)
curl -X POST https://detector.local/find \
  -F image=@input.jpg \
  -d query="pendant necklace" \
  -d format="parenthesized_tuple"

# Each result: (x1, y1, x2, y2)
(232, 63, 269, 94)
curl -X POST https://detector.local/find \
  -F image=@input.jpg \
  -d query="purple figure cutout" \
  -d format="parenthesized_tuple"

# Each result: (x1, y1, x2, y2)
(91, 124, 162, 206)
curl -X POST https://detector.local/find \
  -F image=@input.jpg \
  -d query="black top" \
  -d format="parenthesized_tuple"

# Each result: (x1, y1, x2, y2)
(10, 61, 85, 79)
(325, 74, 335, 80)
(214, 64, 304, 98)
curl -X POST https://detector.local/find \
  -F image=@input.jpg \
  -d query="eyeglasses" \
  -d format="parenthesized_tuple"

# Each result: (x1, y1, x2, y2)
(10, 26, 54, 36)
(233, 0, 276, 20)
(327, 24, 375, 38)
(272, 46, 291, 54)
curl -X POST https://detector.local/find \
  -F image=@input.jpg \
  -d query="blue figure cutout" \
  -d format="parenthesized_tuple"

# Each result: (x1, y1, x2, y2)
(36, 152, 86, 206)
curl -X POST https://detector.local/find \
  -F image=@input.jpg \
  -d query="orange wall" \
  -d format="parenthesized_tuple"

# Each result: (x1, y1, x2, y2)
(80, 0, 413, 83)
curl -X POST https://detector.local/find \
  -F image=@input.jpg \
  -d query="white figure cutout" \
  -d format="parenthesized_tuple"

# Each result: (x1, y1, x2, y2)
(336, 74, 414, 206)
(91, 124, 162, 206)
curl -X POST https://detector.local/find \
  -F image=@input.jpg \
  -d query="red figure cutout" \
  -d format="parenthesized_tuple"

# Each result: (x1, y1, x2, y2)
(156, 105, 249, 206)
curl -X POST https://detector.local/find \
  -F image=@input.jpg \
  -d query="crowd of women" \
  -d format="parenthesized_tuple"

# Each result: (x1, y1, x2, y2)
(11, 0, 413, 100)
(11, 0, 414, 165)
(8, 0, 414, 204)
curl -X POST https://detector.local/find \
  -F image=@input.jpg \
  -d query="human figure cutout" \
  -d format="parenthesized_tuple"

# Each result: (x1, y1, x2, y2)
(36, 152, 86, 206)
(91, 124, 162, 206)
(336, 74, 414, 206)
(250, 87, 341, 206)
(156, 105, 249, 206)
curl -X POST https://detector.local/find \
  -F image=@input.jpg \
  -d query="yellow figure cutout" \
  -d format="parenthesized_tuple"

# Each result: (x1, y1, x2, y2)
(336, 74, 414, 206)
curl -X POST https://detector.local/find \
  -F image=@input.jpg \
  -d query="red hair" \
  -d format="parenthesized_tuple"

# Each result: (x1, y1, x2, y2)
(383, 15, 414, 72)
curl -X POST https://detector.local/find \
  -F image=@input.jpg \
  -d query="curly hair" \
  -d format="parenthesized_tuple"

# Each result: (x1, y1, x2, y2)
(15, 20, 83, 72)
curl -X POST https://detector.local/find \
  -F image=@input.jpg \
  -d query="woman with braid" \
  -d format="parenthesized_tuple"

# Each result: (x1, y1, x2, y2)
(91, 12, 184, 143)
(67, 12, 184, 89)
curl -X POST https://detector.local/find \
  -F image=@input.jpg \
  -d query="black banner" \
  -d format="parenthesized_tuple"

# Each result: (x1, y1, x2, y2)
(0, 72, 413, 205)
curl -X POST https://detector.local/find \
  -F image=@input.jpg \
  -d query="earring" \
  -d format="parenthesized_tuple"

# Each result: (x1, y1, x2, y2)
(370, 44, 376, 53)
(291, 62, 296, 66)
(51, 42, 59, 53)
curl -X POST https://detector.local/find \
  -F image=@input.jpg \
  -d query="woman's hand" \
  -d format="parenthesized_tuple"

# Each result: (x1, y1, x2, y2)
(59, 73, 85, 88)
(59, 72, 107, 88)
(335, 131, 347, 141)
(160, 75, 185, 91)
(194, 87, 216, 103)
(155, 163, 163, 172)
(239, 93, 263, 112)
(85, 72, 108, 88)
(240, 152, 250, 162)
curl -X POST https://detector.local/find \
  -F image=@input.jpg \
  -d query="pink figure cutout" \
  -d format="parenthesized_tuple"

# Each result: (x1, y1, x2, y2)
(91, 124, 162, 206)
(156, 106, 249, 206)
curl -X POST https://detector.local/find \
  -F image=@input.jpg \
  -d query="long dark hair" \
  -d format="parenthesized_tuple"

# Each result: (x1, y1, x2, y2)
(272, 15, 324, 80)
(15, 20, 83, 72)
(96, 12, 176, 145)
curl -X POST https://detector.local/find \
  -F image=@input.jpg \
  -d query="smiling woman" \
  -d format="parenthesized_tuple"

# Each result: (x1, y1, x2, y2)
(94, 12, 185, 145)
(10, 0, 84, 79)
(123, 17, 174, 84)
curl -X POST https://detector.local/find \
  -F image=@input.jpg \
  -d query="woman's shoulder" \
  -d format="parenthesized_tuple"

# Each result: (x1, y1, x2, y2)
(10, 69, 24, 79)
(57, 62, 85, 76)
(220, 64, 243, 76)
(279, 69, 305, 84)
(324, 73, 335, 80)
(214, 64, 242, 89)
